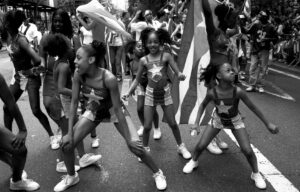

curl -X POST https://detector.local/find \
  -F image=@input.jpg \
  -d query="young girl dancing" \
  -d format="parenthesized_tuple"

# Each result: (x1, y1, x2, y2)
(125, 40, 161, 140)
(124, 28, 191, 159)
(54, 41, 167, 191)
(183, 62, 279, 189)
(43, 34, 102, 174)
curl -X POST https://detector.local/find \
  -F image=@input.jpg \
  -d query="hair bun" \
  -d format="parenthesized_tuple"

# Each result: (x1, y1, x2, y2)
(91, 40, 106, 56)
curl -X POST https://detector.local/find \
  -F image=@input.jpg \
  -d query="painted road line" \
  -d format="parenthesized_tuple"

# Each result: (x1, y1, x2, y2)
(224, 129, 299, 192)
(269, 68, 300, 81)
(239, 80, 295, 101)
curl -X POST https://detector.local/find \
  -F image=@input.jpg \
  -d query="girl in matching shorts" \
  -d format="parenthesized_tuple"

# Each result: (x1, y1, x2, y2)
(183, 62, 279, 190)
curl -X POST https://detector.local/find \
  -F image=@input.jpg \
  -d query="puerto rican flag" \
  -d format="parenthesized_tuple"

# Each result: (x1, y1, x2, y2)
(76, 0, 131, 39)
(172, 0, 210, 124)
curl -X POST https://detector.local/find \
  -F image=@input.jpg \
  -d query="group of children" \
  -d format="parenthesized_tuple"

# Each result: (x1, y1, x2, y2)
(0, 9, 279, 192)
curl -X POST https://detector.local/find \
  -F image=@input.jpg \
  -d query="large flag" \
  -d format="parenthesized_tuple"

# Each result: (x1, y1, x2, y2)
(76, 0, 131, 39)
(172, 0, 210, 124)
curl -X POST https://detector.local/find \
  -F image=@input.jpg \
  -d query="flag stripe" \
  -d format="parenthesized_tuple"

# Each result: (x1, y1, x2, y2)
(174, 0, 210, 124)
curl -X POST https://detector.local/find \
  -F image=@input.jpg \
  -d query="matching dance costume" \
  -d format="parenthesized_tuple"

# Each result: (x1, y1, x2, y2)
(209, 86, 245, 130)
(144, 52, 173, 106)
(80, 69, 112, 124)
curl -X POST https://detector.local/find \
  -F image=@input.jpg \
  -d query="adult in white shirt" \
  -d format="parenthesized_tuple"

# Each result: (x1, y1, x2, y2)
(19, 18, 38, 45)
(129, 10, 155, 41)
(80, 17, 93, 45)
(153, 10, 169, 31)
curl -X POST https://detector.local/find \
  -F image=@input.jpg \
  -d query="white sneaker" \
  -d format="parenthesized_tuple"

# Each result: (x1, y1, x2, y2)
(251, 172, 267, 189)
(10, 178, 40, 191)
(53, 172, 79, 192)
(153, 127, 162, 140)
(246, 86, 255, 92)
(207, 139, 223, 155)
(138, 146, 150, 162)
(91, 137, 100, 148)
(177, 143, 192, 159)
(183, 159, 199, 174)
(153, 169, 167, 191)
(217, 141, 229, 150)
(79, 153, 102, 168)
(258, 87, 265, 93)
(56, 161, 80, 173)
(50, 135, 60, 150)
(137, 126, 144, 136)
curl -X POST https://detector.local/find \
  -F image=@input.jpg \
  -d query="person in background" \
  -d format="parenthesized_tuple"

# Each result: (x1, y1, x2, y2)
(70, 14, 80, 36)
(79, 17, 93, 45)
(106, 13, 126, 82)
(244, 11, 277, 93)
(19, 17, 38, 51)
(3, 10, 54, 150)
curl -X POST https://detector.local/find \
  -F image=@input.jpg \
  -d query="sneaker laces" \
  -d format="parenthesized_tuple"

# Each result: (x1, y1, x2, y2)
(60, 175, 70, 185)
(153, 171, 166, 180)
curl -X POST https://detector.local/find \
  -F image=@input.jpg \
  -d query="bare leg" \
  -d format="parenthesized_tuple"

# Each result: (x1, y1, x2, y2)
(137, 95, 145, 126)
(0, 127, 27, 182)
(232, 128, 258, 173)
(192, 126, 220, 160)
(143, 106, 155, 147)
(153, 108, 159, 129)
(62, 118, 98, 176)
(114, 114, 159, 173)
(161, 104, 182, 145)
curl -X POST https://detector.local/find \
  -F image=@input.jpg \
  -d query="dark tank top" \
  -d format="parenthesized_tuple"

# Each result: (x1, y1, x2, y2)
(213, 86, 239, 119)
(81, 69, 112, 112)
(7, 33, 32, 71)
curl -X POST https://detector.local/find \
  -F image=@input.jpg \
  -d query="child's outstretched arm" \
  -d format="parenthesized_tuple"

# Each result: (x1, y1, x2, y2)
(166, 52, 185, 81)
(192, 90, 213, 128)
(238, 88, 279, 134)
(124, 58, 145, 98)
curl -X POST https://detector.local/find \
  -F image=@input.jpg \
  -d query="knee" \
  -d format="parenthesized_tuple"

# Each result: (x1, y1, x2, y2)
(62, 144, 74, 154)
(241, 147, 254, 157)
(143, 124, 152, 133)
(137, 105, 143, 115)
(13, 145, 27, 156)
(127, 141, 144, 157)
(31, 107, 41, 117)
(168, 121, 178, 130)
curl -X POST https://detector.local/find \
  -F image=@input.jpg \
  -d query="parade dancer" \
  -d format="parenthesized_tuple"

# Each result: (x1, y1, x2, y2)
(183, 62, 279, 190)
(0, 73, 40, 191)
(125, 40, 161, 140)
(2, 10, 55, 149)
(124, 28, 191, 160)
(43, 34, 102, 174)
(40, 9, 81, 150)
(54, 41, 167, 191)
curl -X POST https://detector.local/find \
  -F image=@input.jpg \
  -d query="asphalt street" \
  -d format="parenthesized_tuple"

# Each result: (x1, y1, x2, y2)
(0, 51, 299, 192)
